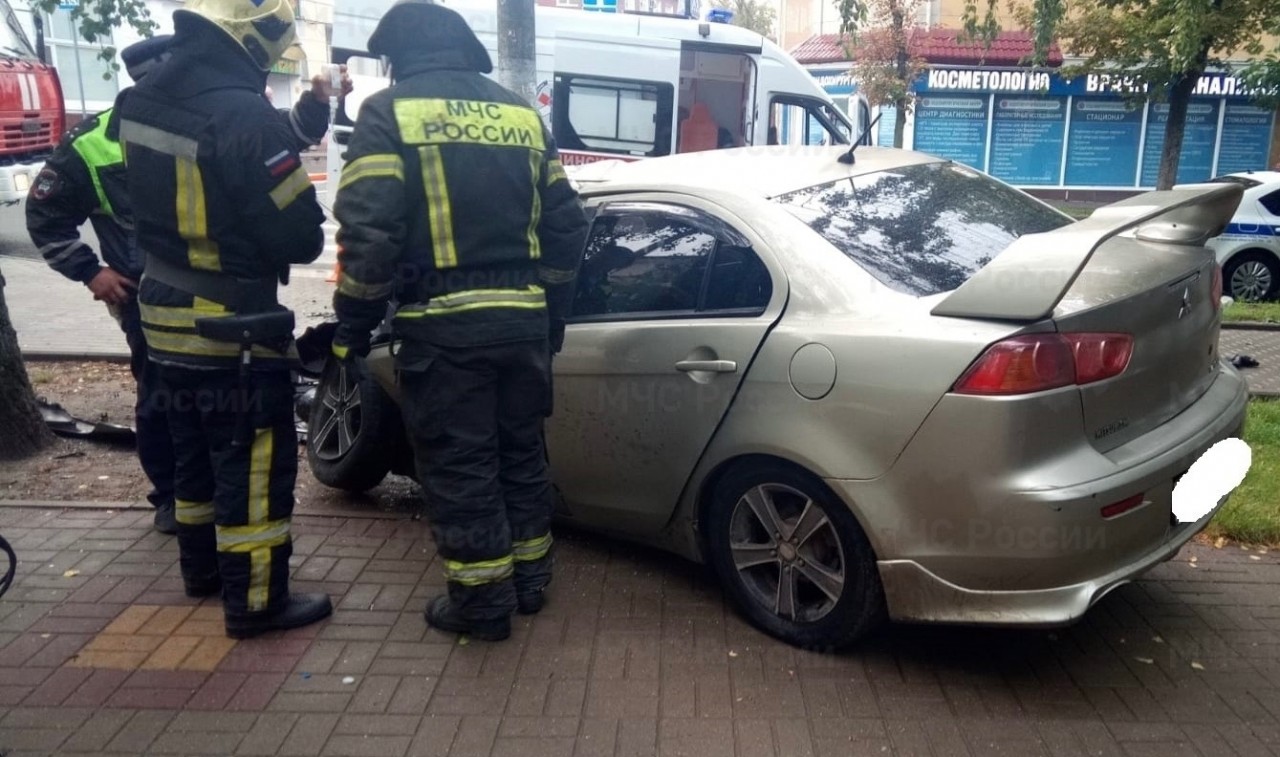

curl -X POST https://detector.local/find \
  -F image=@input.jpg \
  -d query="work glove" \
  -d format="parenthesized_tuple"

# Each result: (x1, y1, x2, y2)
(331, 324, 372, 383)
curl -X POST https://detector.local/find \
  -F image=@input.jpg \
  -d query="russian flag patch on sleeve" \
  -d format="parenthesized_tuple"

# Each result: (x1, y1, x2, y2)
(265, 149, 301, 178)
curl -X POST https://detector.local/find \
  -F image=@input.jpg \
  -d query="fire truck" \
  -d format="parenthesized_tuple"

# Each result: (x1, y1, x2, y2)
(0, 0, 64, 205)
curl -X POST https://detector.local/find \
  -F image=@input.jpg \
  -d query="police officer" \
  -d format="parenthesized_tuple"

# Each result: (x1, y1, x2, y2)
(26, 37, 178, 533)
(332, 0, 588, 641)
(119, 0, 332, 638)
(26, 37, 345, 538)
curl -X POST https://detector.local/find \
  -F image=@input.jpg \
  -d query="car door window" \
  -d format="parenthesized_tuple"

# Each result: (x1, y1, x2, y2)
(571, 203, 770, 319)
(1259, 189, 1280, 217)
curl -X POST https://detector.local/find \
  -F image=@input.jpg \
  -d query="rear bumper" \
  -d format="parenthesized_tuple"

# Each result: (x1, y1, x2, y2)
(829, 362, 1249, 626)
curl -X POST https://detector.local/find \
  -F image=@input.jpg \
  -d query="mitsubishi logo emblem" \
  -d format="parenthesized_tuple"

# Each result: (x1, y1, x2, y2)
(1178, 287, 1192, 319)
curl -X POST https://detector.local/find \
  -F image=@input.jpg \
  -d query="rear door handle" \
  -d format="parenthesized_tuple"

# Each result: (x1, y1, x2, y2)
(675, 360, 738, 373)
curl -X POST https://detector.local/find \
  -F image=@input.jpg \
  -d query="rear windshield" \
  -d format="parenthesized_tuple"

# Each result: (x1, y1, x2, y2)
(772, 162, 1072, 297)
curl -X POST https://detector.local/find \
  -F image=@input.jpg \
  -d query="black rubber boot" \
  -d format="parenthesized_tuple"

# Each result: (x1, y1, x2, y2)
(153, 503, 178, 535)
(225, 593, 333, 640)
(424, 595, 511, 641)
(184, 574, 222, 599)
(516, 590, 544, 615)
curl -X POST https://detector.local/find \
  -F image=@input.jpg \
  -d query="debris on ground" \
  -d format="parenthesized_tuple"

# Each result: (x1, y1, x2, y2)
(1229, 354, 1260, 369)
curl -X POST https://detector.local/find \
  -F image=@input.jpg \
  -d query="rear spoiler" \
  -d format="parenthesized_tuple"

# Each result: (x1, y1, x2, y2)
(930, 183, 1243, 322)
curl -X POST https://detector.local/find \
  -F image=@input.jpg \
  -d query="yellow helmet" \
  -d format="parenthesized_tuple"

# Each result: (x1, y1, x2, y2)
(175, 0, 298, 71)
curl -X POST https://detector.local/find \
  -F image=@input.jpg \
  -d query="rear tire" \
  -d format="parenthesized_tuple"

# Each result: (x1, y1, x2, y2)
(306, 356, 399, 493)
(1223, 250, 1279, 301)
(704, 461, 885, 650)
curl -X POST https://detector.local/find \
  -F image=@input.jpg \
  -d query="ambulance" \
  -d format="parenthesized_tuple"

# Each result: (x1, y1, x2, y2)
(326, 0, 870, 184)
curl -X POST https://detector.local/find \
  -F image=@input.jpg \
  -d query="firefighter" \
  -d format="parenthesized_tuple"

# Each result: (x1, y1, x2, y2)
(331, 0, 588, 641)
(25, 37, 346, 538)
(118, 0, 332, 638)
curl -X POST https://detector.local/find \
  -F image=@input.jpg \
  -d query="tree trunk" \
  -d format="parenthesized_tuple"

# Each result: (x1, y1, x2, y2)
(1155, 71, 1199, 190)
(497, 0, 538, 106)
(0, 265, 54, 461)
(893, 96, 906, 148)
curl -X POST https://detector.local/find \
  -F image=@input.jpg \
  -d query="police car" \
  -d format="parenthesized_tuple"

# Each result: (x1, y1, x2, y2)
(1185, 171, 1280, 301)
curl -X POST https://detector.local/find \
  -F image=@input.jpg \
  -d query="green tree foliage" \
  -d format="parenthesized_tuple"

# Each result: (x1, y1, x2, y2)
(838, 0, 926, 147)
(29, 0, 159, 68)
(711, 0, 776, 40)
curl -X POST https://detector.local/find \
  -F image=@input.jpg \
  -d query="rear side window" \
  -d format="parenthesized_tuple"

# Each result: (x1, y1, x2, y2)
(1259, 189, 1280, 216)
(571, 203, 771, 319)
(553, 75, 674, 158)
(772, 162, 1072, 297)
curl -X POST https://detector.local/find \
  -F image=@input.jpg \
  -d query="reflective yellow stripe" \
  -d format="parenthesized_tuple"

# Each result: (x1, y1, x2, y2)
(139, 300, 228, 330)
(216, 518, 290, 552)
(395, 286, 546, 318)
(247, 428, 274, 612)
(339, 153, 405, 190)
(332, 343, 349, 360)
(175, 157, 219, 271)
(270, 166, 312, 210)
(547, 159, 568, 186)
(419, 146, 457, 269)
(176, 499, 214, 526)
(393, 98, 546, 149)
(336, 272, 396, 300)
(513, 533, 552, 562)
(142, 328, 287, 360)
(443, 555, 514, 586)
(536, 265, 576, 285)
(528, 151, 542, 260)
(248, 428, 272, 526)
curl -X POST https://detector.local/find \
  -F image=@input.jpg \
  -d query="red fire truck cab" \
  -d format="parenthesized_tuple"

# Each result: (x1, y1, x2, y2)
(1, 0, 65, 205)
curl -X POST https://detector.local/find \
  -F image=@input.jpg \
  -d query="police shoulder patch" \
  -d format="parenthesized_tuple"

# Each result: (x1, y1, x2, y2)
(30, 167, 62, 202)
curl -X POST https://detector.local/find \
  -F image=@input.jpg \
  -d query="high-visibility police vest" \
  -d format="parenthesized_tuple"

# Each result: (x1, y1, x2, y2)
(69, 109, 124, 218)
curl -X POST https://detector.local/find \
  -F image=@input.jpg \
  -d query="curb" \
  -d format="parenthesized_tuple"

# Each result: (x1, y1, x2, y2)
(21, 351, 130, 363)
(0, 499, 419, 521)
(1222, 321, 1280, 332)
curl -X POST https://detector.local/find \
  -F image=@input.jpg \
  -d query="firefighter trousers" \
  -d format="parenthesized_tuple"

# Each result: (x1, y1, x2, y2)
(117, 300, 175, 511)
(156, 365, 298, 618)
(397, 337, 556, 622)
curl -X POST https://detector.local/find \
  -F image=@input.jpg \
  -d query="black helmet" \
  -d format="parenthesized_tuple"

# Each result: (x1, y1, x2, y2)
(367, 0, 493, 74)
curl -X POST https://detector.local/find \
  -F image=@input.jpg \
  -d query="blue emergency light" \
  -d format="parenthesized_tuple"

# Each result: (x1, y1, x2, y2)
(707, 7, 733, 22)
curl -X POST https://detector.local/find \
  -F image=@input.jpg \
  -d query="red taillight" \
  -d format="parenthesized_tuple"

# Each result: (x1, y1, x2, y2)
(1066, 333, 1133, 385)
(953, 333, 1133, 396)
(1211, 265, 1223, 312)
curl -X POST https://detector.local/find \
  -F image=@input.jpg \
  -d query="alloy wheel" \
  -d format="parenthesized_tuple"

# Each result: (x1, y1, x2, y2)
(728, 483, 846, 623)
(1230, 259, 1273, 301)
(312, 363, 362, 461)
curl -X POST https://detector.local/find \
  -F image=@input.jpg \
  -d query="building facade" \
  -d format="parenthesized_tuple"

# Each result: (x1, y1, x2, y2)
(793, 17, 1280, 196)
(11, 0, 330, 128)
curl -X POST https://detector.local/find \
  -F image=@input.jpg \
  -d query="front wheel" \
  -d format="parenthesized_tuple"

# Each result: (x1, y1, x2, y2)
(704, 461, 885, 650)
(1223, 251, 1279, 302)
(306, 357, 399, 493)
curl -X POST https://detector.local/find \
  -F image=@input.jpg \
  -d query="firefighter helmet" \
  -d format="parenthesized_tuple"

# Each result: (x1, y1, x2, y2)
(175, 0, 298, 72)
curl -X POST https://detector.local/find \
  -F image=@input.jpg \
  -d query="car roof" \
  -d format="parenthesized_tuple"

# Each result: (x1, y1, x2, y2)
(570, 146, 945, 199)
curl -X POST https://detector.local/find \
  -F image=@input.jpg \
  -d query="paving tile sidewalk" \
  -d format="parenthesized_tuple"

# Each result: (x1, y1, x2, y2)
(1, 503, 1279, 756)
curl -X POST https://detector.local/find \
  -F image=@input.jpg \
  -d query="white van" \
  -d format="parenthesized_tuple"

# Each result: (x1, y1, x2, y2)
(326, 0, 870, 184)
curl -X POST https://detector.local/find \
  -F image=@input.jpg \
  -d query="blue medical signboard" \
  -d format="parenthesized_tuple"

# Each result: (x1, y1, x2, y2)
(1140, 100, 1220, 186)
(989, 96, 1067, 185)
(913, 94, 990, 171)
(1217, 103, 1275, 175)
(1064, 97, 1143, 186)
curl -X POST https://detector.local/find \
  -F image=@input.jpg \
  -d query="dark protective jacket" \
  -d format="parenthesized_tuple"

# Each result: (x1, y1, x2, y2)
(118, 28, 326, 369)
(332, 46, 588, 349)
(26, 88, 330, 289)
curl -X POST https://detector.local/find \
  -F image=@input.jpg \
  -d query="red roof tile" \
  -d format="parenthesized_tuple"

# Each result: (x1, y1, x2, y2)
(790, 27, 1063, 67)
